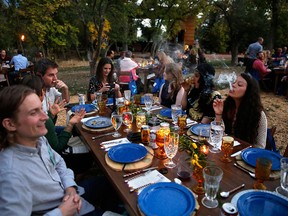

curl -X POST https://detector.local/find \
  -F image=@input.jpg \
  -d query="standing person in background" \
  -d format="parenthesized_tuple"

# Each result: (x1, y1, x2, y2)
(0, 49, 11, 64)
(8, 49, 29, 85)
(245, 37, 264, 72)
(35, 58, 70, 113)
(213, 73, 267, 148)
(159, 63, 184, 108)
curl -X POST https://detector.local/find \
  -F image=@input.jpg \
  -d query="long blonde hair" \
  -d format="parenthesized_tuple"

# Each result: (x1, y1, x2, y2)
(165, 63, 183, 100)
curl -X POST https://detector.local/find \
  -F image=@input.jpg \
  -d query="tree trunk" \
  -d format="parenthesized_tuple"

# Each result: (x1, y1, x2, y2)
(268, 0, 280, 50)
(230, 41, 239, 66)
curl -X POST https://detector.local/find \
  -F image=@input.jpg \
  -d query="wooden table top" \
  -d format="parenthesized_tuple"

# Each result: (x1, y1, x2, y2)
(75, 107, 280, 216)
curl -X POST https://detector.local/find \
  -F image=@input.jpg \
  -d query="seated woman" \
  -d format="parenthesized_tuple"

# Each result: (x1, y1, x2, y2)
(182, 63, 221, 123)
(88, 57, 121, 101)
(158, 63, 184, 108)
(213, 73, 267, 148)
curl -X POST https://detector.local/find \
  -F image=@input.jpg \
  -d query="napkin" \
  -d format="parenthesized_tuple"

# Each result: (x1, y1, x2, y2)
(186, 118, 198, 128)
(81, 116, 98, 123)
(101, 138, 130, 151)
(143, 105, 162, 112)
(127, 170, 170, 194)
(215, 140, 241, 150)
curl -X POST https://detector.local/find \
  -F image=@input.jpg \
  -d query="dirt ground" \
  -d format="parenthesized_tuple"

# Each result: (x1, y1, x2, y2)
(56, 58, 288, 155)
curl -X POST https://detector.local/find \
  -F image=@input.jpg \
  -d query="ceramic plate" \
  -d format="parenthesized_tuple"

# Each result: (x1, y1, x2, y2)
(138, 182, 195, 216)
(190, 124, 210, 137)
(159, 109, 185, 119)
(241, 148, 282, 171)
(108, 143, 147, 163)
(84, 116, 112, 129)
(231, 189, 288, 216)
(71, 104, 95, 113)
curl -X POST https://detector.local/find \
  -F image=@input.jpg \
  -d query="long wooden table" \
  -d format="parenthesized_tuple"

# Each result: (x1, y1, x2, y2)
(75, 108, 279, 215)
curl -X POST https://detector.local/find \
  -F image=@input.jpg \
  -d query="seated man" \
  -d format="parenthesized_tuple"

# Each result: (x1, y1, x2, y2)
(272, 48, 286, 67)
(8, 49, 29, 84)
(0, 85, 122, 216)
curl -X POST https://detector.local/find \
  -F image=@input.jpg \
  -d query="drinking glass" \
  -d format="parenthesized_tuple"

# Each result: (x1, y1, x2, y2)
(144, 93, 153, 114)
(253, 157, 272, 190)
(198, 128, 210, 145)
(209, 120, 224, 153)
(136, 111, 146, 129)
(124, 90, 131, 101)
(171, 104, 182, 125)
(276, 157, 288, 196)
(202, 166, 223, 208)
(177, 114, 187, 134)
(220, 136, 234, 163)
(97, 101, 106, 115)
(111, 112, 122, 138)
(177, 154, 193, 180)
(163, 132, 179, 168)
(134, 94, 141, 106)
(122, 111, 133, 133)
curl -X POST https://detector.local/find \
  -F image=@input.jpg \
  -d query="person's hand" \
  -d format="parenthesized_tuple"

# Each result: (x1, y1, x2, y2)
(56, 80, 68, 90)
(181, 81, 191, 92)
(114, 83, 120, 92)
(100, 82, 110, 92)
(60, 187, 82, 216)
(213, 98, 224, 115)
(49, 98, 67, 117)
(69, 108, 86, 125)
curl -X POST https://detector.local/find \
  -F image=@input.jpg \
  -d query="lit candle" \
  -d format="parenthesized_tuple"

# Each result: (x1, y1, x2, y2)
(124, 100, 130, 106)
(200, 145, 209, 155)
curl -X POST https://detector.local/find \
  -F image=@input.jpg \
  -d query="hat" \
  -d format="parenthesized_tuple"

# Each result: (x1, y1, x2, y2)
(120, 57, 138, 71)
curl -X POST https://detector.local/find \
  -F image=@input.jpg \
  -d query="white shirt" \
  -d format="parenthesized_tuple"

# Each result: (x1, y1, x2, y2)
(42, 87, 62, 113)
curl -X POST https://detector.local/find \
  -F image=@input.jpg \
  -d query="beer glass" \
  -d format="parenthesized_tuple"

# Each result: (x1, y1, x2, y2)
(220, 136, 234, 163)
(253, 157, 272, 190)
(202, 166, 223, 208)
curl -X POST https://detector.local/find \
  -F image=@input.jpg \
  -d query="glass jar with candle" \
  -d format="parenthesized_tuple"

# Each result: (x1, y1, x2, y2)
(136, 111, 146, 129)
(156, 122, 170, 159)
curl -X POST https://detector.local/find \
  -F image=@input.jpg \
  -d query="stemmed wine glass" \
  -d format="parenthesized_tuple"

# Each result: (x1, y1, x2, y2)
(163, 132, 179, 168)
(122, 111, 133, 133)
(144, 93, 153, 114)
(111, 112, 122, 138)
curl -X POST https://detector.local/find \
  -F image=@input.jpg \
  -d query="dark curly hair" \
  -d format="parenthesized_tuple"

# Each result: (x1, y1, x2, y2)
(222, 73, 263, 144)
(95, 57, 114, 83)
(34, 58, 58, 76)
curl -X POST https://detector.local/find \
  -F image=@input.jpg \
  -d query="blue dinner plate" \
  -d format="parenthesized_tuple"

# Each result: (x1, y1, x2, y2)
(236, 190, 288, 216)
(159, 109, 185, 119)
(84, 116, 112, 129)
(108, 143, 147, 163)
(190, 124, 210, 137)
(138, 182, 195, 216)
(71, 104, 95, 113)
(241, 148, 282, 171)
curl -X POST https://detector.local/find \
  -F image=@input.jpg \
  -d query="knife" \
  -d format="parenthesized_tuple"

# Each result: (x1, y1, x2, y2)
(231, 145, 252, 157)
(123, 166, 158, 178)
(130, 182, 154, 193)
(91, 132, 115, 140)
(101, 142, 126, 150)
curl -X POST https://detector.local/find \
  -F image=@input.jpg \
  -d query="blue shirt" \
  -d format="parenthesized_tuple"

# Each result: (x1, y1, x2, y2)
(246, 42, 263, 59)
(10, 54, 29, 71)
(0, 136, 94, 216)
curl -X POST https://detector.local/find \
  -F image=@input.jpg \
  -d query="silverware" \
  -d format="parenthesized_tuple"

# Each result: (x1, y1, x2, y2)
(129, 182, 153, 193)
(234, 163, 255, 178)
(91, 132, 115, 140)
(101, 140, 125, 146)
(124, 171, 149, 183)
(123, 167, 158, 178)
(101, 142, 126, 150)
(220, 184, 245, 198)
(231, 145, 252, 157)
